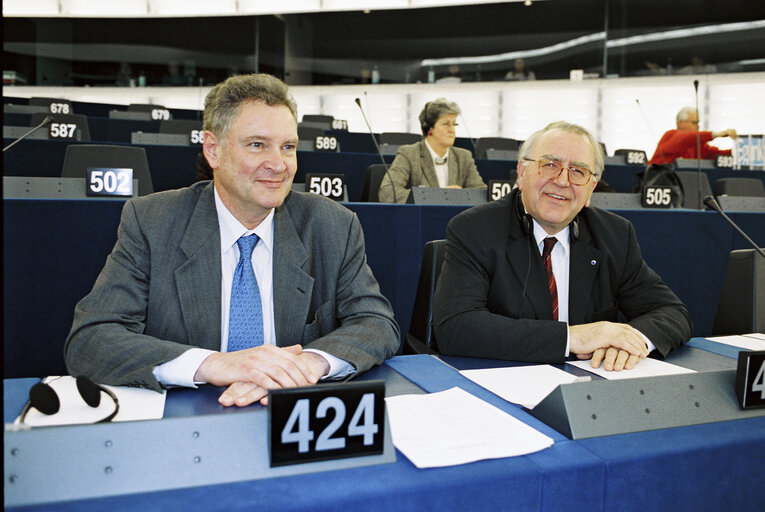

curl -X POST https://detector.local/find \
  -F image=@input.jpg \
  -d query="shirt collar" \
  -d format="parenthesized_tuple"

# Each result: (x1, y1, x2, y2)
(214, 185, 274, 253)
(424, 139, 448, 163)
(531, 218, 570, 257)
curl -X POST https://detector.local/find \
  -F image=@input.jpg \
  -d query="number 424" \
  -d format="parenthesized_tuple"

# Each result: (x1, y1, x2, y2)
(281, 393, 378, 453)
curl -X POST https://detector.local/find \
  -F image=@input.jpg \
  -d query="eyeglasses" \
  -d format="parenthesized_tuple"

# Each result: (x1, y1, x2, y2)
(523, 157, 598, 186)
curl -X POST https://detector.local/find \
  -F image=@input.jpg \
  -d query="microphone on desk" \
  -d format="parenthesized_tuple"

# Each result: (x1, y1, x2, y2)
(694, 80, 704, 209)
(703, 195, 765, 260)
(3, 115, 53, 153)
(355, 97, 397, 203)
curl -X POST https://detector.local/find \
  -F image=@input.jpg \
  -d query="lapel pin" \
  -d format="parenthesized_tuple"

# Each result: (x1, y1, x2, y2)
(590, 259, 597, 265)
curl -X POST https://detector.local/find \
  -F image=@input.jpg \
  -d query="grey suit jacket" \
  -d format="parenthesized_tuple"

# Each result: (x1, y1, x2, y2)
(433, 189, 692, 362)
(378, 140, 486, 203)
(65, 181, 399, 391)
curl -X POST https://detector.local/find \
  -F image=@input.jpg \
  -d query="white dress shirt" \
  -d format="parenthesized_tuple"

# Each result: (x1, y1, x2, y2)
(153, 186, 352, 387)
(424, 139, 449, 188)
(530, 218, 654, 357)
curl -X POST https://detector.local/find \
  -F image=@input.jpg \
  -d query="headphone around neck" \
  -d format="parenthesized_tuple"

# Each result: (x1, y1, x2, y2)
(513, 188, 579, 242)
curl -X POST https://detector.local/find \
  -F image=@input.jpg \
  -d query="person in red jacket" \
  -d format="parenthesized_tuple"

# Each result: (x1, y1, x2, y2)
(648, 106, 737, 165)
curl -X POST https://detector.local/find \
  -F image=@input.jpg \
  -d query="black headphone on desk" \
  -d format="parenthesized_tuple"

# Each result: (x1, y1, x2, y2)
(19, 375, 120, 424)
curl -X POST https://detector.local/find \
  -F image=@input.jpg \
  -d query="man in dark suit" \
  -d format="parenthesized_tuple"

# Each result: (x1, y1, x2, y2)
(378, 98, 486, 203)
(65, 74, 399, 406)
(433, 121, 691, 371)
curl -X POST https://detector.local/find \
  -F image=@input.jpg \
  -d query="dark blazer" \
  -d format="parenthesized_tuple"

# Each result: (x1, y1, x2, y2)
(65, 181, 399, 391)
(433, 188, 692, 362)
(378, 140, 486, 203)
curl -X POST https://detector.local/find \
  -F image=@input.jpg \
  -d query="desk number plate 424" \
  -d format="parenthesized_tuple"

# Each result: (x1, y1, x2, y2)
(268, 380, 385, 467)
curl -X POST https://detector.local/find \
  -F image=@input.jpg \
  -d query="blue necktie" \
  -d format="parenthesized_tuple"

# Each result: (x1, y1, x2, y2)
(228, 234, 264, 351)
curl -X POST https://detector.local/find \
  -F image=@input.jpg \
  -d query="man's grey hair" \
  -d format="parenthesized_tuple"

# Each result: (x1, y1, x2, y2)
(518, 121, 605, 177)
(203, 73, 298, 141)
(419, 98, 461, 136)
(676, 106, 698, 123)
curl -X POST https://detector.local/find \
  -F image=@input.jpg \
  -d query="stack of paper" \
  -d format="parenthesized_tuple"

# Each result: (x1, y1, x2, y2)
(385, 387, 553, 468)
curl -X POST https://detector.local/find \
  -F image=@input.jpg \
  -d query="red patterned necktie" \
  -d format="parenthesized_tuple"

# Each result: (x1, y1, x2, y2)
(542, 237, 559, 321)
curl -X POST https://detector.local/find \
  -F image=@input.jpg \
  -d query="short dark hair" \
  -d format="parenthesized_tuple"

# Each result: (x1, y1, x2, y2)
(203, 73, 297, 141)
(418, 98, 461, 136)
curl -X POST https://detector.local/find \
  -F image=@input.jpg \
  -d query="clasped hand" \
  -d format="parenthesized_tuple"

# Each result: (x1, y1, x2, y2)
(194, 344, 330, 407)
(569, 321, 650, 372)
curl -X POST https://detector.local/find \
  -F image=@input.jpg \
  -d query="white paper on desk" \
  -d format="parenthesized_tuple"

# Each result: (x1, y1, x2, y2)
(385, 387, 554, 469)
(15, 376, 166, 427)
(568, 358, 695, 380)
(460, 365, 579, 409)
(707, 334, 765, 351)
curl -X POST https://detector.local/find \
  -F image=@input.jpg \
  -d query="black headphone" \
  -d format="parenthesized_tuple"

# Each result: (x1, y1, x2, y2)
(19, 376, 120, 424)
(513, 188, 579, 242)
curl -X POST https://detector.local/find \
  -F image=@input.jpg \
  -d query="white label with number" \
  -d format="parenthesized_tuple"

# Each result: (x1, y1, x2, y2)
(50, 103, 70, 114)
(644, 187, 672, 206)
(50, 123, 77, 139)
(190, 130, 204, 144)
(151, 109, 170, 120)
(490, 182, 512, 200)
(627, 151, 646, 165)
(89, 169, 132, 195)
(314, 136, 338, 151)
(308, 176, 343, 198)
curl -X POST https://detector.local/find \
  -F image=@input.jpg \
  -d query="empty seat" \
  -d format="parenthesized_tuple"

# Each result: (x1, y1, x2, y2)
(713, 177, 765, 198)
(362, 164, 389, 202)
(61, 144, 154, 196)
(31, 112, 91, 141)
(675, 171, 714, 210)
(379, 132, 421, 146)
(474, 137, 520, 159)
(160, 119, 203, 134)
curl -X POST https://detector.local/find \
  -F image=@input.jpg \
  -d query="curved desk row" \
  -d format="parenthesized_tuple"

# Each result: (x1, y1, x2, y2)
(5, 138, 764, 202)
(4, 341, 764, 511)
(4, 197, 763, 378)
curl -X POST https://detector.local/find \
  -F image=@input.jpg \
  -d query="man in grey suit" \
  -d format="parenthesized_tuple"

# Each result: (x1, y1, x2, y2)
(65, 74, 399, 407)
(378, 98, 486, 203)
(433, 121, 691, 372)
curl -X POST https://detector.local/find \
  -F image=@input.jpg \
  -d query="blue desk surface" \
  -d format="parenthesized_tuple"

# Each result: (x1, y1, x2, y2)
(5, 342, 764, 512)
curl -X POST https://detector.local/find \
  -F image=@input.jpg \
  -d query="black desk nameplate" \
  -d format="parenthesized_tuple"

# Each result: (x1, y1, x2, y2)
(269, 380, 385, 467)
(305, 173, 346, 201)
(86, 168, 134, 197)
(736, 350, 765, 409)
(488, 180, 513, 201)
(529, 369, 765, 439)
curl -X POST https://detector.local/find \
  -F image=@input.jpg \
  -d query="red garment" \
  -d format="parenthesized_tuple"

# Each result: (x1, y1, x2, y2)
(648, 129, 731, 165)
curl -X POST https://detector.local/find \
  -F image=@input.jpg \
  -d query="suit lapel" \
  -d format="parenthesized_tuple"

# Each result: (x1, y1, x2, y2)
(175, 183, 222, 350)
(447, 147, 459, 186)
(568, 223, 600, 325)
(419, 141, 440, 187)
(272, 197, 314, 346)
(506, 204, 552, 319)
